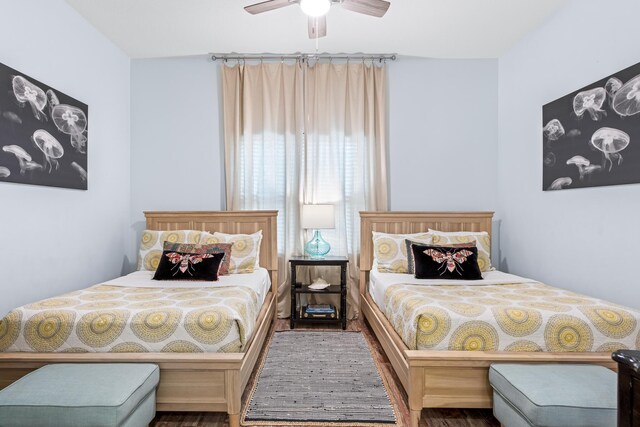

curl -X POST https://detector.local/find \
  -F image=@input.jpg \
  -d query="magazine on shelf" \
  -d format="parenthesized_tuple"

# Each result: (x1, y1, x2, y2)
(306, 304, 335, 313)
(302, 305, 337, 319)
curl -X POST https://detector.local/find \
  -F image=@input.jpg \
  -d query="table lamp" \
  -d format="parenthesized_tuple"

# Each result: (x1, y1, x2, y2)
(301, 204, 335, 258)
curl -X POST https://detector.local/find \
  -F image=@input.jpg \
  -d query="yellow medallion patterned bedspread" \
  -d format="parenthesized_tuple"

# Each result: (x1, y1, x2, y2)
(0, 284, 260, 353)
(383, 282, 640, 352)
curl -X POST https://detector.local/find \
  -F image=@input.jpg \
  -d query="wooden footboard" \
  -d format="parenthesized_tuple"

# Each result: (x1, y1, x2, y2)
(406, 347, 616, 409)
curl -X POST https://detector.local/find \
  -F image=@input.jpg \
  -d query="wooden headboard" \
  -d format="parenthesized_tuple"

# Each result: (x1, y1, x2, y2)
(144, 211, 279, 295)
(359, 211, 494, 294)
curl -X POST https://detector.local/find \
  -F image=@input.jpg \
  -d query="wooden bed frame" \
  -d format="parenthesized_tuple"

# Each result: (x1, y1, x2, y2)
(359, 211, 616, 427)
(0, 210, 278, 427)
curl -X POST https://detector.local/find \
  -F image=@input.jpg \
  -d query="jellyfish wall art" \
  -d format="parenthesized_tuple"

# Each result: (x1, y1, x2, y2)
(0, 61, 88, 190)
(543, 60, 640, 191)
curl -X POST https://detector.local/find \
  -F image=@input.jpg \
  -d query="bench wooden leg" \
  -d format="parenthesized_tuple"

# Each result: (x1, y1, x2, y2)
(408, 366, 423, 427)
(410, 409, 421, 427)
(226, 369, 241, 427)
(228, 413, 240, 427)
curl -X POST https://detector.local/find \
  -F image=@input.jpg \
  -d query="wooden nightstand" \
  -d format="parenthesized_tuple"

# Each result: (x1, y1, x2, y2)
(289, 256, 348, 330)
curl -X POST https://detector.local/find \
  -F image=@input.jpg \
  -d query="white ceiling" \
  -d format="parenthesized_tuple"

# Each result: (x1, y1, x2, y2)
(65, 0, 568, 59)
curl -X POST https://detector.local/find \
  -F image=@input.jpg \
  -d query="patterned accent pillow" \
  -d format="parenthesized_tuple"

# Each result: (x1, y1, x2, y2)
(411, 243, 482, 280)
(201, 231, 263, 274)
(372, 231, 432, 273)
(428, 229, 493, 272)
(163, 241, 233, 276)
(137, 230, 203, 271)
(152, 251, 225, 281)
(405, 239, 476, 275)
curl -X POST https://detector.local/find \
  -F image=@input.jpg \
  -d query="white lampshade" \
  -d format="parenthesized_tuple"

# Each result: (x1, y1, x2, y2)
(301, 204, 335, 229)
(300, 0, 331, 17)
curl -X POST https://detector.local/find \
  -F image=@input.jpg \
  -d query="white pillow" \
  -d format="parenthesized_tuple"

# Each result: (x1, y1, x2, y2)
(428, 229, 493, 272)
(137, 229, 204, 271)
(200, 230, 262, 274)
(372, 231, 432, 273)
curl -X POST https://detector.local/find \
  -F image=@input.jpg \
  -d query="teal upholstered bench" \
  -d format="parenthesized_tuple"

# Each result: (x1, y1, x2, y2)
(489, 364, 617, 427)
(0, 363, 159, 427)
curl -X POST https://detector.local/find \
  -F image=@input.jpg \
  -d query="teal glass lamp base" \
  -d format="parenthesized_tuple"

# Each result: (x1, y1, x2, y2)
(304, 230, 331, 258)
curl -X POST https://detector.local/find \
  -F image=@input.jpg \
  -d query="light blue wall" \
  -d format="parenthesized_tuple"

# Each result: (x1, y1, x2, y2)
(388, 58, 499, 211)
(5, 0, 636, 318)
(0, 0, 131, 316)
(129, 56, 224, 266)
(498, 0, 640, 308)
(130, 56, 499, 234)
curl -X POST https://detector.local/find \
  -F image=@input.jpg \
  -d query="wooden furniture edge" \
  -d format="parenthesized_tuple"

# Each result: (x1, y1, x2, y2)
(240, 293, 275, 391)
(0, 210, 278, 427)
(361, 293, 409, 390)
(404, 350, 617, 365)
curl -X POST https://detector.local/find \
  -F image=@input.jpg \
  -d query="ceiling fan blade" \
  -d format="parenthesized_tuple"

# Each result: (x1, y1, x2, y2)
(244, 0, 296, 15)
(341, 0, 390, 17)
(308, 16, 327, 39)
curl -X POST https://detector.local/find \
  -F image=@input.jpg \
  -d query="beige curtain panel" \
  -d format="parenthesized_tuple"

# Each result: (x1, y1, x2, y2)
(221, 61, 388, 319)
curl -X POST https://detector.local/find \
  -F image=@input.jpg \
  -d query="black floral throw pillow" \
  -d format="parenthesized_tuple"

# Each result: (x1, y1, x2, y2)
(411, 243, 483, 280)
(153, 250, 225, 281)
(404, 239, 476, 274)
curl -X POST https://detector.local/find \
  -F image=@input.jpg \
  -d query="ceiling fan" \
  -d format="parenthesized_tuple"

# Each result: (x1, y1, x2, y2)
(244, 0, 391, 39)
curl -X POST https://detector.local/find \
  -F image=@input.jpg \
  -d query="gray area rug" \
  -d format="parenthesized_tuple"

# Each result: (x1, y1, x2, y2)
(243, 331, 396, 426)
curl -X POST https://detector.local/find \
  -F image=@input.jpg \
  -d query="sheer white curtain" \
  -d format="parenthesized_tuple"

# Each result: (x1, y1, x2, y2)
(222, 60, 388, 318)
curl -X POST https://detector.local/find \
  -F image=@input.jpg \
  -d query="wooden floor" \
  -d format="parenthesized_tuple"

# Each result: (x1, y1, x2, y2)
(151, 319, 500, 427)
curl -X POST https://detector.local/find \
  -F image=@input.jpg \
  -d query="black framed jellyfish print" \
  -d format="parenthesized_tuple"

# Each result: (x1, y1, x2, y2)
(0, 62, 87, 190)
(543, 61, 640, 191)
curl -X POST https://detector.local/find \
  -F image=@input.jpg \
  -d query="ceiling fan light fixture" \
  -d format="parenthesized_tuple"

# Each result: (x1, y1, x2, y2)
(300, 0, 331, 17)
